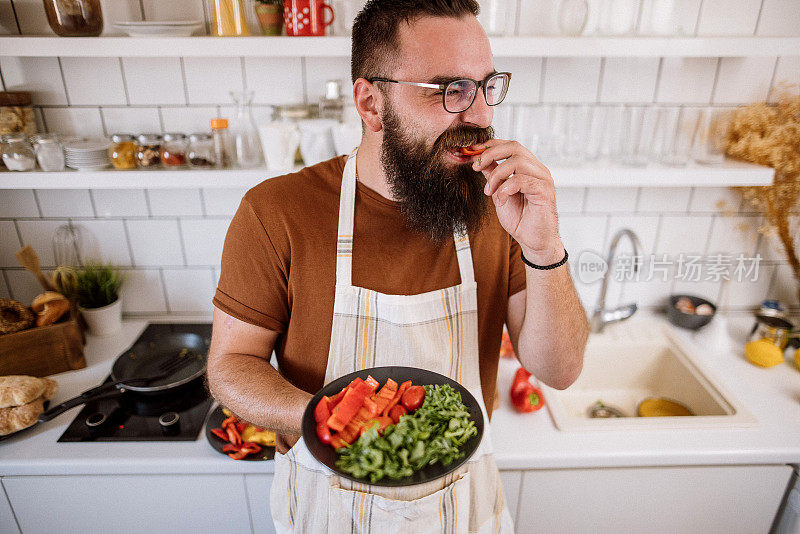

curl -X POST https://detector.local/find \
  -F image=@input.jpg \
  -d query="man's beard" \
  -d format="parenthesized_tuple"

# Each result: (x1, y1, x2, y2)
(379, 103, 494, 244)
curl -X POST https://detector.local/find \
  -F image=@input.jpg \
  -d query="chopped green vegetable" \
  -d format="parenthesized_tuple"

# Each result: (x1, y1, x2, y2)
(335, 384, 478, 483)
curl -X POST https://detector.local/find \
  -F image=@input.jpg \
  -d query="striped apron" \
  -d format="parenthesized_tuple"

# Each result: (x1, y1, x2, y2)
(270, 148, 515, 533)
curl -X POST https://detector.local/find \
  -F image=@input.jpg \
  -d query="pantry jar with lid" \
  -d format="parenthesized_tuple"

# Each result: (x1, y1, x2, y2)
(1, 134, 36, 171)
(44, 0, 103, 36)
(187, 133, 216, 168)
(135, 134, 162, 169)
(161, 133, 188, 168)
(30, 133, 65, 171)
(0, 91, 36, 137)
(108, 134, 137, 170)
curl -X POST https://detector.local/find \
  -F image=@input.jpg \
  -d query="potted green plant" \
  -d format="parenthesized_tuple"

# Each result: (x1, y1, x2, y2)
(254, 0, 283, 36)
(75, 262, 125, 336)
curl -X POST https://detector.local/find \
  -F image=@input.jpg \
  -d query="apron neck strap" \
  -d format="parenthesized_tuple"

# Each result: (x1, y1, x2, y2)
(336, 149, 475, 288)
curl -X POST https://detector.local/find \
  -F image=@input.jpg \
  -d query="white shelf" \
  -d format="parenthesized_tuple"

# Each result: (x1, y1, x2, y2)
(0, 158, 773, 189)
(1, 36, 798, 58)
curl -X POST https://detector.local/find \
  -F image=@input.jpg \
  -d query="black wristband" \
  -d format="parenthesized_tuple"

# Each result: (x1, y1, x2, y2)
(521, 248, 568, 270)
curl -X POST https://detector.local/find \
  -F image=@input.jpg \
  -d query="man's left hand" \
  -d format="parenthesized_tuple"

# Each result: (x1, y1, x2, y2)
(472, 139, 563, 264)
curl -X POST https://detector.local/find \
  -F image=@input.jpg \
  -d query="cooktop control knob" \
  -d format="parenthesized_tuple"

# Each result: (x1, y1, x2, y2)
(159, 411, 180, 435)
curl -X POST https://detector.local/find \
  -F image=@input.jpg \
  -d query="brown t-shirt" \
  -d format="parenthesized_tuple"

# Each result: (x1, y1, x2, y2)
(213, 156, 526, 417)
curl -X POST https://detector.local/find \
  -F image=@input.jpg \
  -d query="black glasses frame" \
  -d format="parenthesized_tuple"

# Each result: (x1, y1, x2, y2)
(367, 71, 512, 113)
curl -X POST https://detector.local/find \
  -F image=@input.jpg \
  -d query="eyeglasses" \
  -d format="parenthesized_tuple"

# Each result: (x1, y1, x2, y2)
(367, 72, 512, 114)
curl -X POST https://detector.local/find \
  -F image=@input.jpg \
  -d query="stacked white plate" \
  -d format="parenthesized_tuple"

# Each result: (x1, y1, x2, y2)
(64, 139, 111, 171)
(114, 20, 204, 37)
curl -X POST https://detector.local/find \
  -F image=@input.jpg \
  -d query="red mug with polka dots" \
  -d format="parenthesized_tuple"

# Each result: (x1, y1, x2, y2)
(283, 0, 335, 36)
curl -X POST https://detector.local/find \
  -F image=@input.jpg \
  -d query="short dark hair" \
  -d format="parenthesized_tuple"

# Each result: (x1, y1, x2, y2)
(351, 0, 480, 83)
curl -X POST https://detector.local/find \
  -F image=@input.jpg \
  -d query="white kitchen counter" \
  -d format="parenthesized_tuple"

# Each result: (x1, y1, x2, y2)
(2, 312, 799, 476)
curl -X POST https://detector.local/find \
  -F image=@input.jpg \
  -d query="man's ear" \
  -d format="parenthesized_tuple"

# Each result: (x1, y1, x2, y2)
(353, 78, 383, 133)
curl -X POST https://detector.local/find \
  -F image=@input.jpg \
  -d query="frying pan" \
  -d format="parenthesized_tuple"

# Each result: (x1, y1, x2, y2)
(39, 333, 207, 422)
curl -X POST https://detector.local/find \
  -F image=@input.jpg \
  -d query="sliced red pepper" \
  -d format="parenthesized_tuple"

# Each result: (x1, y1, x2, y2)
(222, 443, 241, 453)
(226, 425, 242, 446)
(459, 145, 486, 156)
(314, 396, 332, 423)
(210, 428, 228, 441)
(235, 420, 248, 434)
(221, 416, 237, 429)
(330, 435, 348, 450)
(371, 379, 398, 415)
(327, 378, 373, 432)
(228, 449, 249, 460)
(316, 422, 332, 445)
(381, 380, 411, 416)
(329, 388, 347, 409)
(241, 441, 262, 453)
(364, 375, 380, 391)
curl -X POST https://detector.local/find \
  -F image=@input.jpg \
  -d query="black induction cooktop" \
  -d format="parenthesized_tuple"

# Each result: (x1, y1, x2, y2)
(58, 323, 214, 442)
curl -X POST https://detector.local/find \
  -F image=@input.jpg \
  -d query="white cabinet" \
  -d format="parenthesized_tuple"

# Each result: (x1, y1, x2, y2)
(0, 480, 20, 534)
(3, 474, 252, 534)
(245, 474, 276, 534)
(499, 470, 522, 522)
(516, 464, 793, 534)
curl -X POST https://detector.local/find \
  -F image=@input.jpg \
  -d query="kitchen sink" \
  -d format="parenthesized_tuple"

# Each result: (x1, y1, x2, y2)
(539, 321, 757, 431)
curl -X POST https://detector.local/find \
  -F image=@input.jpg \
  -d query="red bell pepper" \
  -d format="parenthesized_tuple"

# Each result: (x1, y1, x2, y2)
(364, 375, 380, 391)
(330, 435, 348, 450)
(509, 367, 545, 413)
(371, 379, 398, 415)
(226, 424, 242, 446)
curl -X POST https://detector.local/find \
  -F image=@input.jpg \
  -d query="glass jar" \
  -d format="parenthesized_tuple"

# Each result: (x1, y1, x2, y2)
(0, 91, 37, 136)
(187, 133, 216, 168)
(211, 119, 232, 169)
(31, 134, 65, 171)
(1, 134, 36, 171)
(135, 134, 162, 169)
(43, 0, 104, 37)
(108, 133, 137, 170)
(161, 133, 188, 168)
(211, 0, 250, 36)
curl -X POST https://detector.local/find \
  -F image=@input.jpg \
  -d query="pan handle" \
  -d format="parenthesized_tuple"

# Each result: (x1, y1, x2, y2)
(38, 380, 124, 422)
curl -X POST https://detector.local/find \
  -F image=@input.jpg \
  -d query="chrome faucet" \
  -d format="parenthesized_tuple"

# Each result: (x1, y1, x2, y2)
(590, 228, 643, 333)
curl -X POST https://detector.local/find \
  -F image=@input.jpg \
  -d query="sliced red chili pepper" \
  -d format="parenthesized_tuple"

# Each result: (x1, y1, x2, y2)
(210, 428, 228, 441)
(228, 449, 249, 460)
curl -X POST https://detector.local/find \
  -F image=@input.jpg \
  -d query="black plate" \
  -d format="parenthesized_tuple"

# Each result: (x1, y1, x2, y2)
(204, 404, 275, 461)
(302, 366, 484, 487)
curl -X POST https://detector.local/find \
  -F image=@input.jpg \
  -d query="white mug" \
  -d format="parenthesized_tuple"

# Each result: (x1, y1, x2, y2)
(298, 119, 338, 166)
(258, 122, 301, 171)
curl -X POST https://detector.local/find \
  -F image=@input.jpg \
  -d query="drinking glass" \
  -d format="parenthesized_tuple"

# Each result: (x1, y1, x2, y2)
(621, 105, 655, 167)
(562, 104, 590, 166)
(652, 106, 697, 166)
(692, 107, 732, 165)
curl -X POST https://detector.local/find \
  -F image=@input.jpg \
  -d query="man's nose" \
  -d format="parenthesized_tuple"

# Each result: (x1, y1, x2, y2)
(459, 90, 493, 129)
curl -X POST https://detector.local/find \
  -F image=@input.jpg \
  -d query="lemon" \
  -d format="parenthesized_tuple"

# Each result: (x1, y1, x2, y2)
(745, 339, 784, 368)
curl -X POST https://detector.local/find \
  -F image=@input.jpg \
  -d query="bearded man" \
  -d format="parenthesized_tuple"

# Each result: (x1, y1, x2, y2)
(208, 1, 588, 531)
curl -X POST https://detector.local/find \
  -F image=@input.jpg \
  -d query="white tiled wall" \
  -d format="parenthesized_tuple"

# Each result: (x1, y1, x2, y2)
(1, 0, 798, 314)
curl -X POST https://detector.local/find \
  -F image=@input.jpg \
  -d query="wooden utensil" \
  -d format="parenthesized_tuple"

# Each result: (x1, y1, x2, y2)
(15, 245, 56, 292)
